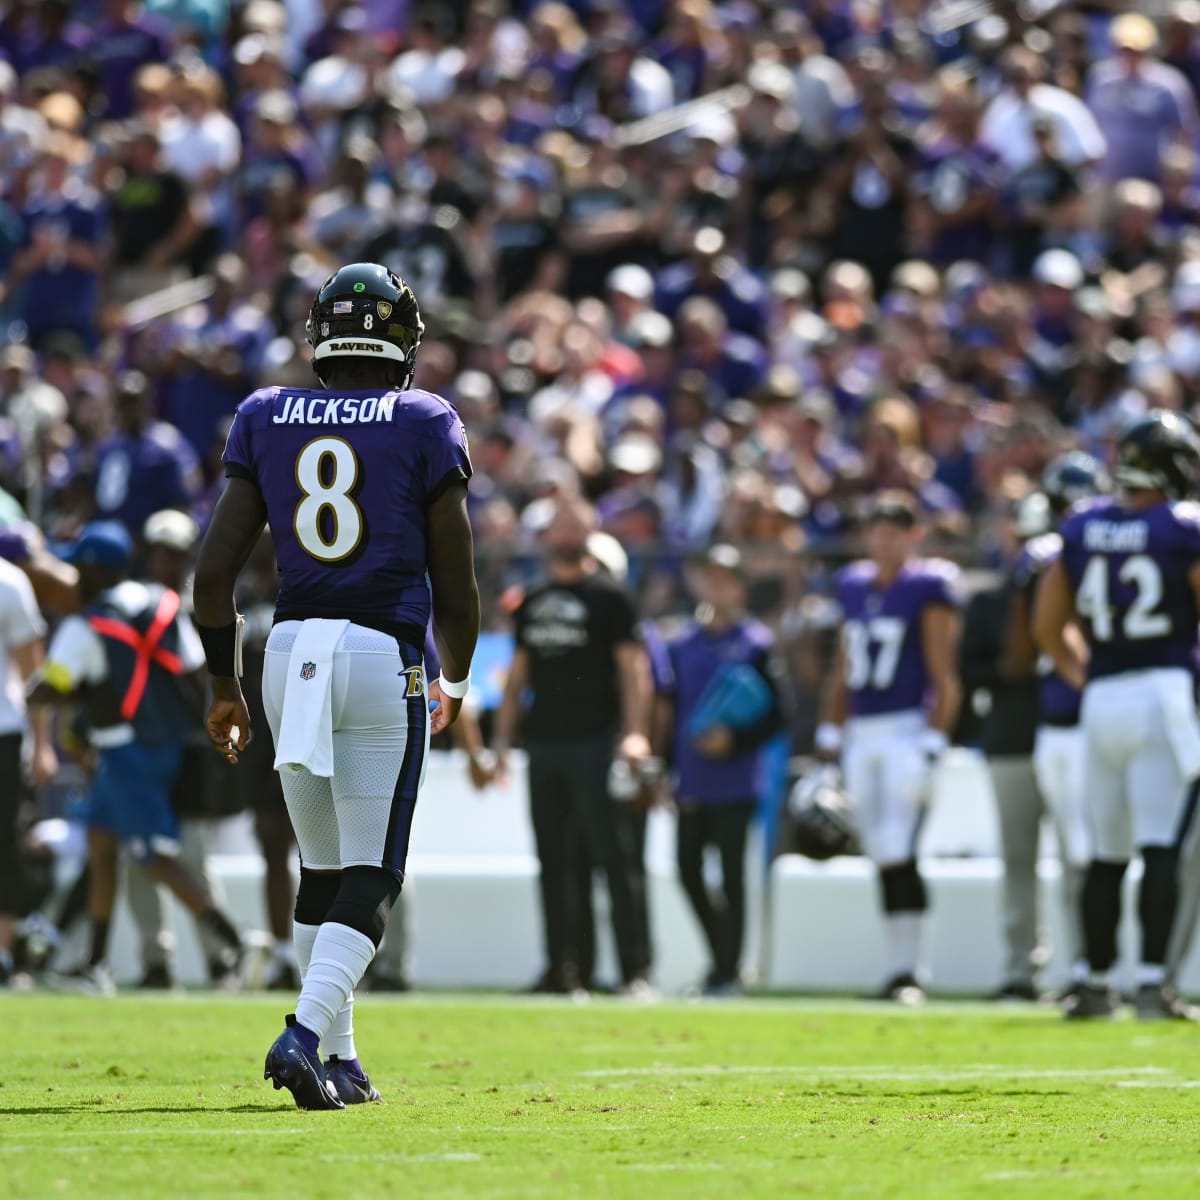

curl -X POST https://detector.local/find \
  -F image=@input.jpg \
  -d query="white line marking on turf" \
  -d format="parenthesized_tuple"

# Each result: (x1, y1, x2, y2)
(579, 1064, 1173, 1082)
(317, 1152, 483, 1164)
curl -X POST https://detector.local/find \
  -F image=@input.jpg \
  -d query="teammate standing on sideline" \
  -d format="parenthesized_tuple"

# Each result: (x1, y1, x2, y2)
(1035, 411, 1200, 1021)
(194, 263, 478, 1109)
(1002, 455, 1109, 1000)
(818, 492, 963, 1002)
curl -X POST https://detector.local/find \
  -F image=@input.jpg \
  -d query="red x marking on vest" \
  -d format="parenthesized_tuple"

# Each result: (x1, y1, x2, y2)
(88, 589, 185, 722)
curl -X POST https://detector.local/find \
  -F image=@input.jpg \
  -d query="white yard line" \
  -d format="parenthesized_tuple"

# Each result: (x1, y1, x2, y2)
(579, 1064, 1174, 1082)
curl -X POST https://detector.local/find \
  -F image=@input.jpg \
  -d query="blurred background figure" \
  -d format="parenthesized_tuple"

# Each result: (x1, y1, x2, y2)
(491, 497, 652, 996)
(658, 545, 783, 996)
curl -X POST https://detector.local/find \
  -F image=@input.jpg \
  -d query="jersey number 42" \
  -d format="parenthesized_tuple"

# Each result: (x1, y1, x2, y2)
(1076, 554, 1170, 642)
(293, 437, 365, 563)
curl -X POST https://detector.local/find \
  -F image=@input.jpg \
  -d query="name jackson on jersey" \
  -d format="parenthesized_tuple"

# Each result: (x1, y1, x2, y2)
(274, 392, 410, 425)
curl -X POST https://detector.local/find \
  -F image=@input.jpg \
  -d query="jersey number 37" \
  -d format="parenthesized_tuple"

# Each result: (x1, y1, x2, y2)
(293, 437, 365, 562)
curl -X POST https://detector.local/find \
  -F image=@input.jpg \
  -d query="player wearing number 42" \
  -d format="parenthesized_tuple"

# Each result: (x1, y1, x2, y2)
(192, 262, 480, 1109)
(1034, 410, 1200, 1022)
(817, 491, 963, 1004)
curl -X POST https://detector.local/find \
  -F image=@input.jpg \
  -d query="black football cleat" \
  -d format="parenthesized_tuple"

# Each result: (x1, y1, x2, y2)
(325, 1056, 383, 1104)
(264, 1015, 345, 1110)
(1134, 983, 1199, 1022)
(879, 973, 926, 1005)
(1063, 982, 1119, 1020)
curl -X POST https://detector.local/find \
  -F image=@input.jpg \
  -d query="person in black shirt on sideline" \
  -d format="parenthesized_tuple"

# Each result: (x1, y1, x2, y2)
(492, 497, 653, 996)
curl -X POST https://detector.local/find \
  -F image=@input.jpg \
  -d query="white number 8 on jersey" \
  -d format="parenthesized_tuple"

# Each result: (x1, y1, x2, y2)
(294, 436, 364, 562)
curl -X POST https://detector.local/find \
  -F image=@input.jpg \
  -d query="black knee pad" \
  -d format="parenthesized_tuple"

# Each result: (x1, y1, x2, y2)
(294, 867, 342, 926)
(324, 866, 401, 948)
(879, 860, 927, 914)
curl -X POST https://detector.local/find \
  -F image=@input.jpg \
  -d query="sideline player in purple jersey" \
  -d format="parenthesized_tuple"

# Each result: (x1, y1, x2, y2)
(1036, 411, 1200, 1021)
(818, 492, 963, 1002)
(193, 263, 479, 1107)
(1003, 454, 1110, 999)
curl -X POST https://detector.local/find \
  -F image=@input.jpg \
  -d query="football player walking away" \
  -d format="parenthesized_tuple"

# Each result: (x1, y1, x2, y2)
(818, 492, 963, 1003)
(194, 263, 479, 1108)
(1035, 411, 1200, 1021)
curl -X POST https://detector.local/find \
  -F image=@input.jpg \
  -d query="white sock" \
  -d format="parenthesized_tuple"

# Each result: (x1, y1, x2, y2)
(294, 922, 375, 1044)
(274, 938, 298, 967)
(1138, 963, 1167, 987)
(886, 913, 923, 980)
(293, 921, 356, 1059)
(1069, 958, 1089, 984)
(293, 921, 319, 980)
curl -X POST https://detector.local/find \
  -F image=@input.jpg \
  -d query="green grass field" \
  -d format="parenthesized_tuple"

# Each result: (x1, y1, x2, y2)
(3, 994, 1200, 1199)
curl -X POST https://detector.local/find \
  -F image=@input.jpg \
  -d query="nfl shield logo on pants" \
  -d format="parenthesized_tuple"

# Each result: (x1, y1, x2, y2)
(300, 661, 317, 680)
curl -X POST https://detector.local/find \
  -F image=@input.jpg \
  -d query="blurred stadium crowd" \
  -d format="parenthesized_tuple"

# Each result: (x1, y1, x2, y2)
(4, 0, 1200, 585)
(3, 0, 1200, 994)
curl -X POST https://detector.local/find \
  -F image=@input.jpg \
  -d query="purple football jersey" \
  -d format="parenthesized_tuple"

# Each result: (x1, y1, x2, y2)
(223, 386, 472, 649)
(1059, 498, 1200, 681)
(835, 558, 962, 717)
(1013, 532, 1080, 725)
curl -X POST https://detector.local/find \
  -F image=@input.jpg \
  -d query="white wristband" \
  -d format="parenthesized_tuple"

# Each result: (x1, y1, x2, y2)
(438, 671, 471, 700)
(815, 723, 843, 754)
(921, 729, 949, 760)
(234, 613, 245, 678)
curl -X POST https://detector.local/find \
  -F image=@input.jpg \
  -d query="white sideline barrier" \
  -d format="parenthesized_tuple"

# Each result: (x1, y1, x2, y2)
(105, 851, 1200, 995)
(765, 855, 1200, 994)
(101, 749, 1200, 994)
(207, 748, 1007, 862)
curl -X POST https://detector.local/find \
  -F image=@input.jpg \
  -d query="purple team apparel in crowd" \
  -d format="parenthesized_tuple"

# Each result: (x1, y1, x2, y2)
(1059, 497, 1200, 681)
(222, 385, 472, 649)
(835, 559, 962, 717)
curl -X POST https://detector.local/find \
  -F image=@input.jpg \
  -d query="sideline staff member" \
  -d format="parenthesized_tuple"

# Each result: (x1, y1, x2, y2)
(492, 497, 652, 995)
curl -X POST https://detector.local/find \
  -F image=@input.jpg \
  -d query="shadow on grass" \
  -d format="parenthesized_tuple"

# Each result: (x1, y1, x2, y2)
(0, 1102, 296, 1116)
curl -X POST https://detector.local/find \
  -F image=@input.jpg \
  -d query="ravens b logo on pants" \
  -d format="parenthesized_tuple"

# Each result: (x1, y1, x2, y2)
(399, 665, 425, 697)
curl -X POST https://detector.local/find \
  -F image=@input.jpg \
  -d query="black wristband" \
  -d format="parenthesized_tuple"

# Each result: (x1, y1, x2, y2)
(197, 621, 239, 677)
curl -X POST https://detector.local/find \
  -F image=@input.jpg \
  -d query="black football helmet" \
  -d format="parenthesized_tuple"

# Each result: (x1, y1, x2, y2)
(1042, 451, 1110, 518)
(306, 262, 424, 389)
(788, 766, 860, 861)
(1113, 410, 1200, 500)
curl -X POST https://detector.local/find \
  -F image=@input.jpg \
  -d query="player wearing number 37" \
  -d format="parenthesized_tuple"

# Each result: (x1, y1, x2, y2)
(816, 491, 963, 1004)
(193, 263, 479, 1107)
(1035, 410, 1200, 1022)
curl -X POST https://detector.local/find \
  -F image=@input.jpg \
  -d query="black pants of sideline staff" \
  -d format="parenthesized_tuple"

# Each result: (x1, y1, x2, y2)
(528, 737, 648, 987)
(677, 801, 755, 987)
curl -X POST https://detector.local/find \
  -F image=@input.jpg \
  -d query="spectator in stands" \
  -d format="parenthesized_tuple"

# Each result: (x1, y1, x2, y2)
(11, 134, 106, 352)
(108, 124, 199, 304)
(1088, 13, 1198, 185)
(159, 253, 271, 464)
(92, 370, 201, 538)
